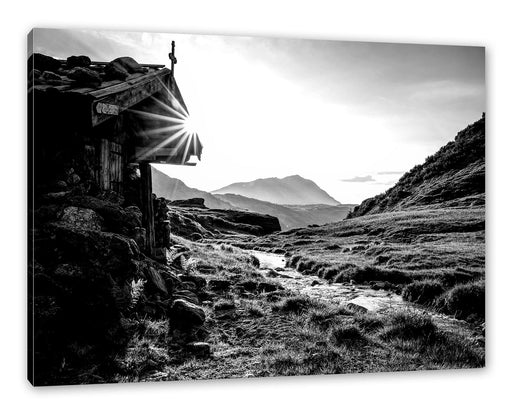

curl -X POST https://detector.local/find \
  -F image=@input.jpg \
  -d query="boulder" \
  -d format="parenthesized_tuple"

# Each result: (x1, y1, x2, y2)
(29, 53, 61, 72)
(236, 280, 258, 292)
(48, 223, 140, 277)
(346, 303, 368, 314)
(112, 57, 147, 74)
(180, 275, 207, 290)
(67, 67, 102, 86)
(185, 342, 211, 357)
(59, 206, 103, 231)
(40, 71, 62, 81)
(168, 299, 206, 331)
(104, 61, 129, 81)
(66, 55, 91, 68)
(208, 279, 232, 291)
(173, 289, 200, 305)
(145, 266, 168, 296)
(257, 281, 282, 293)
(65, 196, 142, 237)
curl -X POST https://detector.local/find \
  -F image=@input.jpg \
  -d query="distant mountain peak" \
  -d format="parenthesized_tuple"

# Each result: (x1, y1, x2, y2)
(212, 175, 340, 206)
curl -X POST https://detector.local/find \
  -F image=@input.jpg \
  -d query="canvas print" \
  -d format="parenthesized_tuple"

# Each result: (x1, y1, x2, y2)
(28, 29, 485, 386)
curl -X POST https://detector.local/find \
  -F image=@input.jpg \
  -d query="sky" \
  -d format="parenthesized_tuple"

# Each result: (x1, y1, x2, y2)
(33, 29, 485, 203)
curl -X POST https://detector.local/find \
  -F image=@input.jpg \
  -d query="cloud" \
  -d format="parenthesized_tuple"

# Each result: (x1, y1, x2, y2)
(341, 175, 375, 183)
(377, 171, 405, 175)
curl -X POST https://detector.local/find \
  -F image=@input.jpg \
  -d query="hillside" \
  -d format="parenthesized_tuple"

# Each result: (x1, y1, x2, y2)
(216, 193, 354, 230)
(152, 167, 235, 210)
(212, 174, 340, 206)
(349, 116, 485, 217)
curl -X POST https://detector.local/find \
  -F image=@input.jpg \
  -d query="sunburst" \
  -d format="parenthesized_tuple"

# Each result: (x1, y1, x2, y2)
(130, 79, 200, 164)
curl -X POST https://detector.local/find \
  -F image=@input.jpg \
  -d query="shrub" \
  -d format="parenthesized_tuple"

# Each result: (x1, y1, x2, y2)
(402, 280, 445, 305)
(288, 255, 302, 268)
(321, 266, 340, 281)
(297, 259, 315, 273)
(330, 323, 365, 345)
(380, 311, 437, 341)
(272, 295, 322, 314)
(354, 313, 384, 332)
(437, 280, 484, 320)
(347, 266, 412, 284)
(306, 306, 353, 330)
(214, 299, 236, 311)
(246, 303, 265, 317)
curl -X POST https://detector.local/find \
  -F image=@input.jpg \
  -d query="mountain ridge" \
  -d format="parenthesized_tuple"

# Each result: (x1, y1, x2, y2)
(348, 116, 485, 218)
(212, 174, 340, 206)
(152, 170, 352, 229)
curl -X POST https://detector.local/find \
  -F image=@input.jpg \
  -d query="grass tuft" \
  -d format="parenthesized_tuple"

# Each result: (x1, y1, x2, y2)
(402, 280, 445, 305)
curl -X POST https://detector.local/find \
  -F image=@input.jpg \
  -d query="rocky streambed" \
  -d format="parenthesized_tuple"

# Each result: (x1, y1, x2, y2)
(250, 250, 483, 339)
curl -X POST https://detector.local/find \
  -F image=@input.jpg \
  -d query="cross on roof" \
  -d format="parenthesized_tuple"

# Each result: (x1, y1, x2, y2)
(169, 40, 177, 78)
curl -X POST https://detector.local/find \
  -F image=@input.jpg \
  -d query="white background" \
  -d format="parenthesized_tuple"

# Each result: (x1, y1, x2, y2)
(1, 1, 510, 412)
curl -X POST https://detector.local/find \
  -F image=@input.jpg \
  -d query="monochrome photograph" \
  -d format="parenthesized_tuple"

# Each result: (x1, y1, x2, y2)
(28, 28, 485, 386)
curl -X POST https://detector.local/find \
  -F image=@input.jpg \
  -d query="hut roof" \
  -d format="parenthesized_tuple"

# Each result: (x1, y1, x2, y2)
(29, 54, 202, 165)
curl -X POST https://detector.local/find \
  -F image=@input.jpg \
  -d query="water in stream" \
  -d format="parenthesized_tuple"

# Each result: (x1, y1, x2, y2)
(250, 250, 481, 338)
(251, 250, 404, 313)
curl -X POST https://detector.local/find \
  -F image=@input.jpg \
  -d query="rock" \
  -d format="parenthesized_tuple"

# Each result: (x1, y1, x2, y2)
(346, 303, 368, 314)
(181, 281, 197, 291)
(185, 342, 211, 357)
(112, 57, 147, 74)
(173, 290, 200, 305)
(170, 198, 207, 208)
(170, 251, 188, 268)
(257, 281, 282, 293)
(66, 173, 81, 185)
(40, 71, 62, 81)
(29, 53, 61, 72)
(168, 299, 206, 331)
(161, 271, 183, 292)
(48, 223, 140, 276)
(236, 280, 258, 292)
(65, 196, 142, 237)
(28, 68, 41, 81)
(265, 269, 280, 278)
(53, 180, 68, 191)
(311, 280, 320, 287)
(104, 61, 129, 81)
(145, 266, 168, 296)
(66, 55, 91, 68)
(53, 263, 84, 280)
(67, 67, 102, 86)
(132, 227, 146, 251)
(180, 275, 207, 290)
(59, 206, 103, 231)
(208, 279, 232, 291)
(196, 263, 216, 274)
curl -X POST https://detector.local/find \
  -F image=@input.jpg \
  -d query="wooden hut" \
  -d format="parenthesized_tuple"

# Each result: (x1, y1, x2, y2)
(28, 48, 202, 256)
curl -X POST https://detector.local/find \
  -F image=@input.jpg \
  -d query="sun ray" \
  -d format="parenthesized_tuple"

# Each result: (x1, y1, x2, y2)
(149, 96, 187, 120)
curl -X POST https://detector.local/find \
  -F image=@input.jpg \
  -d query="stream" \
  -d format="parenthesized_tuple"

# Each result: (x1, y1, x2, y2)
(251, 250, 404, 313)
(250, 250, 482, 338)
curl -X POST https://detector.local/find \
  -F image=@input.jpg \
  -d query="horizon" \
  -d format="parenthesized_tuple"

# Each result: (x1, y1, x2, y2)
(33, 29, 485, 203)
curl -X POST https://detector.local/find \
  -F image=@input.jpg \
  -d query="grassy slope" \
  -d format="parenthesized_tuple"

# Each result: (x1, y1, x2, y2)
(245, 205, 484, 321)
(116, 237, 483, 382)
(349, 117, 485, 217)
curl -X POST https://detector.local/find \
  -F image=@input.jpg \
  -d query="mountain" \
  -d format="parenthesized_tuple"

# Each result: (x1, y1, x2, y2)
(152, 169, 352, 229)
(215, 193, 355, 230)
(349, 116, 485, 217)
(151, 167, 235, 210)
(212, 175, 340, 206)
